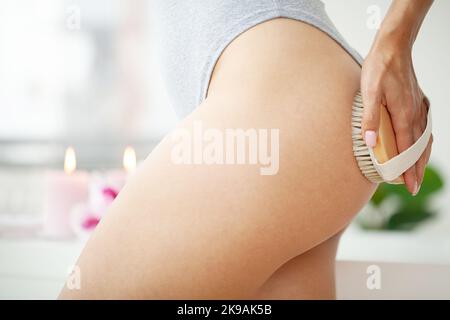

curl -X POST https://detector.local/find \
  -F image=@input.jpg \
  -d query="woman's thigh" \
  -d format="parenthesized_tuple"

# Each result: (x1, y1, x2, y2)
(59, 18, 376, 299)
(253, 228, 346, 300)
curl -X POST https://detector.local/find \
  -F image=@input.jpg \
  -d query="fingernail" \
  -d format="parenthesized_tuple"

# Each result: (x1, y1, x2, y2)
(365, 130, 377, 148)
(413, 181, 420, 196)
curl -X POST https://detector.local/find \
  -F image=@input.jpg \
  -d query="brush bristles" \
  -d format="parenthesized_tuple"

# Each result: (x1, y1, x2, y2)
(352, 92, 384, 183)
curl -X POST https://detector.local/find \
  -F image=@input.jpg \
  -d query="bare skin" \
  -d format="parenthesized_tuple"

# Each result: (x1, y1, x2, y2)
(59, 0, 435, 296)
(253, 230, 345, 299)
(361, 0, 433, 196)
(59, 18, 376, 299)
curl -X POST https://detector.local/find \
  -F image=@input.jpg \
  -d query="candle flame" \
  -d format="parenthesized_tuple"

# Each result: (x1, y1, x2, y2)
(123, 146, 136, 173)
(64, 146, 76, 174)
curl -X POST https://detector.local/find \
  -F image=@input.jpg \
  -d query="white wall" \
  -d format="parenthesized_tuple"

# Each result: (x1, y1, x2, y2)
(324, 0, 450, 208)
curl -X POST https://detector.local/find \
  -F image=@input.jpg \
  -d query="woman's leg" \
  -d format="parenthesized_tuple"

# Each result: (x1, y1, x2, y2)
(59, 18, 376, 299)
(253, 229, 346, 300)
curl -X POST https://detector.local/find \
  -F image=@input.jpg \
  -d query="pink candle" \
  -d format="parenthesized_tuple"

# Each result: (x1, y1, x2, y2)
(43, 147, 89, 238)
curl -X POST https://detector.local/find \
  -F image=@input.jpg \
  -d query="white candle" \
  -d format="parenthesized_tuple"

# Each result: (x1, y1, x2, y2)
(43, 147, 89, 238)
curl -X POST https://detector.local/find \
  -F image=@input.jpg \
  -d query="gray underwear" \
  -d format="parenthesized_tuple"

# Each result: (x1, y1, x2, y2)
(151, 0, 364, 119)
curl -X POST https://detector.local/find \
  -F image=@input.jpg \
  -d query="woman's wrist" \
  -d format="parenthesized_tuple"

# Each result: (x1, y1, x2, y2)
(374, 24, 414, 52)
(369, 0, 433, 56)
(367, 33, 412, 71)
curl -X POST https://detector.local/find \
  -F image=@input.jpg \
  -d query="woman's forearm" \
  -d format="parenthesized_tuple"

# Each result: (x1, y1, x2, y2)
(372, 0, 433, 52)
(360, 0, 434, 195)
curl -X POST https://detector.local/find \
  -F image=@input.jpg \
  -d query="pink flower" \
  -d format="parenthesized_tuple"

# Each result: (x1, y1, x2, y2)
(81, 214, 100, 230)
(102, 187, 119, 201)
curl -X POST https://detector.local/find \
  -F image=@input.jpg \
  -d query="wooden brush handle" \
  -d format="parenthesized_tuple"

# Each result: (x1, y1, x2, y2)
(373, 105, 404, 184)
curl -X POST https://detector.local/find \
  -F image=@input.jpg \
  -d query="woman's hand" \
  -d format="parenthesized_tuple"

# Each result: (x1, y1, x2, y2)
(361, 45, 432, 195)
(361, 0, 433, 195)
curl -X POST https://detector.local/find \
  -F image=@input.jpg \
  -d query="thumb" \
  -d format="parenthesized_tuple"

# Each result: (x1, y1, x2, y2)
(361, 88, 382, 148)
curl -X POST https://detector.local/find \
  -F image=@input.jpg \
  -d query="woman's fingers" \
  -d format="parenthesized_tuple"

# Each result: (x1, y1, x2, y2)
(415, 96, 433, 190)
(416, 135, 433, 189)
(424, 134, 433, 169)
(391, 94, 418, 195)
(413, 130, 426, 194)
(361, 85, 382, 148)
(360, 53, 432, 195)
(400, 135, 419, 195)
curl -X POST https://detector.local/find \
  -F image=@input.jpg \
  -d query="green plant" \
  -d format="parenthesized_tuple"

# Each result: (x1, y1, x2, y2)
(358, 164, 445, 231)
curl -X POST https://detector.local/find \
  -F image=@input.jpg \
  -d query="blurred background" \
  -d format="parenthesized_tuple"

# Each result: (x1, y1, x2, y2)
(0, 0, 177, 224)
(0, 0, 449, 299)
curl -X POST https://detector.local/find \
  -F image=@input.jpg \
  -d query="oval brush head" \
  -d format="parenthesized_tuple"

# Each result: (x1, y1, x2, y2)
(352, 92, 404, 184)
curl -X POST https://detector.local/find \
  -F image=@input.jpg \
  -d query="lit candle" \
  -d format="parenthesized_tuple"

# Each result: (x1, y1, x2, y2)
(88, 146, 136, 214)
(43, 147, 89, 239)
(123, 146, 137, 174)
(105, 146, 137, 188)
